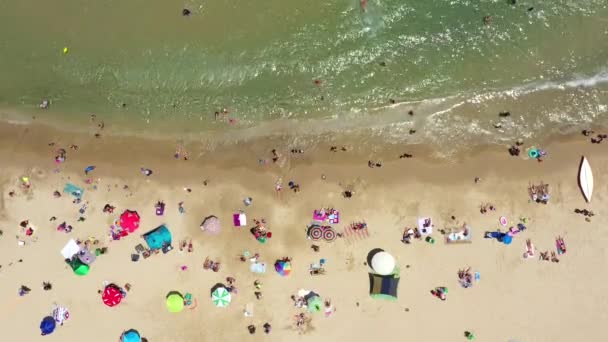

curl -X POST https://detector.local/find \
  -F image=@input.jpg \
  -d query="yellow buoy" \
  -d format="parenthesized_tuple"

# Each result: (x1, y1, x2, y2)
(63, 47, 69, 54)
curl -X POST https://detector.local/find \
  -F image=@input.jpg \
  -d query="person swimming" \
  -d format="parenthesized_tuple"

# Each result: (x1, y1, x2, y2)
(360, 0, 367, 12)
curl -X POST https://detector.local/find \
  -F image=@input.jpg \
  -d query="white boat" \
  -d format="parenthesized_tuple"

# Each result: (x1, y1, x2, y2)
(578, 156, 593, 203)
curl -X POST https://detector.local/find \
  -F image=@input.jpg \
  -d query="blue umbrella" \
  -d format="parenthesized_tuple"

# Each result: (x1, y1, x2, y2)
(40, 316, 56, 335)
(84, 166, 96, 175)
(501, 235, 513, 245)
(121, 329, 141, 342)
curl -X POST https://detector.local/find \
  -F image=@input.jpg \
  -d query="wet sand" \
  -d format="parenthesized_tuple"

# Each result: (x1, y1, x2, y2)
(1, 120, 607, 341)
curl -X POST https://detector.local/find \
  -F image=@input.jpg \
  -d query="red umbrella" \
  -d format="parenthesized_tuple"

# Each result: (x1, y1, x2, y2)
(119, 210, 140, 233)
(102, 285, 123, 307)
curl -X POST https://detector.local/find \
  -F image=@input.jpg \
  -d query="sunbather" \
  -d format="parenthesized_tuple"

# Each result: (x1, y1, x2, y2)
(524, 239, 535, 259)
(556, 237, 566, 254)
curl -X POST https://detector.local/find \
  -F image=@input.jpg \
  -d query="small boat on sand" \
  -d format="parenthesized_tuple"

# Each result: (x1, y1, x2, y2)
(578, 156, 593, 203)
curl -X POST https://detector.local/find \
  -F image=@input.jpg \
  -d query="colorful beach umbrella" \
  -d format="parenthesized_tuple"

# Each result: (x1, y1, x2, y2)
(119, 210, 140, 233)
(102, 285, 123, 307)
(121, 329, 141, 342)
(211, 287, 232, 307)
(40, 316, 56, 335)
(166, 292, 185, 313)
(501, 235, 513, 245)
(274, 260, 292, 276)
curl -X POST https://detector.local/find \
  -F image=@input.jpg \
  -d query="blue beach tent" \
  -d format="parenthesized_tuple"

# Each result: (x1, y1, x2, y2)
(142, 225, 172, 250)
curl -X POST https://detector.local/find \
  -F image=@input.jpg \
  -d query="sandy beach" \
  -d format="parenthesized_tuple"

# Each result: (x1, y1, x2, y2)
(1, 120, 608, 342)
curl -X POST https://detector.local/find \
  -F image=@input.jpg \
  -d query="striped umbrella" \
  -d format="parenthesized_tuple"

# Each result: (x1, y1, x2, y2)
(211, 287, 231, 307)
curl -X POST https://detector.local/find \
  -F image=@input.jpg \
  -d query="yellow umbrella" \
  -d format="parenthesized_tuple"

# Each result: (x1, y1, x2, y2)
(166, 292, 184, 313)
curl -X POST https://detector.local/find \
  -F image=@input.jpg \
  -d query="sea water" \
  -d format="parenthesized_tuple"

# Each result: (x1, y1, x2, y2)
(0, 0, 607, 152)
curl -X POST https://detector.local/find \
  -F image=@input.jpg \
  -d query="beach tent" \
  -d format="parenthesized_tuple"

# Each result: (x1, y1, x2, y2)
(369, 273, 400, 300)
(371, 251, 396, 276)
(63, 183, 84, 199)
(40, 316, 56, 336)
(69, 258, 90, 276)
(102, 284, 123, 307)
(274, 260, 291, 276)
(211, 286, 232, 307)
(201, 215, 221, 234)
(61, 239, 80, 259)
(166, 292, 184, 313)
(143, 225, 172, 250)
(120, 210, 141, 233)
(121, 329, 141, 342)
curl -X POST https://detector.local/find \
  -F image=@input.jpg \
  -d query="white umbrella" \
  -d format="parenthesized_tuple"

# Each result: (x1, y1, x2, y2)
(212, 287, 231, 307)
(371, 251, 396, 275)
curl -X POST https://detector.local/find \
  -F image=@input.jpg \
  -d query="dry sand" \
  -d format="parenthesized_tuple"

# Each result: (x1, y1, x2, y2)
(0, 121, 607, 342)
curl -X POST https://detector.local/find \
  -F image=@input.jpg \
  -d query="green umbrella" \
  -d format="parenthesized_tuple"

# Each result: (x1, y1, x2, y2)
(307, 296, 323, 313)
(166, 292, 184, 313)
(72, 262, 89, 276)
(211, 287, 231, 307)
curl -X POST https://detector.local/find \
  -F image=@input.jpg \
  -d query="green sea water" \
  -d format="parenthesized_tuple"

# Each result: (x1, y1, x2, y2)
(0, 0, 607, 151)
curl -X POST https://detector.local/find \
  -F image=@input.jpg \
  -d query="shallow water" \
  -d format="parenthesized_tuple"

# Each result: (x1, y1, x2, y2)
(0, 0, 607, 151)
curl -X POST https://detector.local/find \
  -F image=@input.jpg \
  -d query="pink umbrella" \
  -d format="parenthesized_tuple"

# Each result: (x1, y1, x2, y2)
(102, 285, 123, 307)
(119, 210, 140, 233)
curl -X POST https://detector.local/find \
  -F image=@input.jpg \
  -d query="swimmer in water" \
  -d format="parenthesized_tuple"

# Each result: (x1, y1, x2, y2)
(360, 0, 367, 12)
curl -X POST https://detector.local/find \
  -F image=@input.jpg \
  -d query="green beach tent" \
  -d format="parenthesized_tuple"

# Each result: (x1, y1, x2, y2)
(166, 292, 184, 313)
(369, 273, 400, 300)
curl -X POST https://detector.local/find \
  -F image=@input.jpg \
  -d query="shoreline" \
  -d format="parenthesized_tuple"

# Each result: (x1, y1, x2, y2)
(1, 116, 608, 341)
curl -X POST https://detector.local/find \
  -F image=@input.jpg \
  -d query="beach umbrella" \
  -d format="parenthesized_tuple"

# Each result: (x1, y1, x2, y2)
(102, 285, 123, 307)
(501, 235, 513, 245)
(72, 263, 90, 276)
(274, 260, 291, 276)
(119, 210, 140, 233)
(52, 306, 69, 325)
(121, 329, 141, 342)
(371, 251, 396, 276)
(211, 287, 232, 307)
(166, 292, 185, 313)
(201, 216, 221, 235)
(306, 295, 323, 313)
(84, 165, 96, 175)
(308, 225, 323, 240)
(40, 316, 56, 335)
